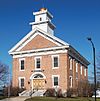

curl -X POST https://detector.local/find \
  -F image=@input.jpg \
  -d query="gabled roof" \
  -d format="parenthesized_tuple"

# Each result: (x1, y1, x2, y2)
(8, 27, 90, 66)
(9, 27, 69, 53)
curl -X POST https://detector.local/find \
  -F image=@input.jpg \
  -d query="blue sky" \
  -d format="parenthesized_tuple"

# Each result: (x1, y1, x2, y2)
(0, 0, 100, 81)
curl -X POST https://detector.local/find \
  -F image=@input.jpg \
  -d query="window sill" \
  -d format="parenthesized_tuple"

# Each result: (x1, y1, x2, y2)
(53, 85, 59, 88)
(20, 86, 25, 89)
(52, 67, 59, 69)
(20, 70, 25, 71)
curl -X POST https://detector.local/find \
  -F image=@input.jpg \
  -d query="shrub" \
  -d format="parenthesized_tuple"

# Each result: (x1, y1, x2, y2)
(67, 88, 73, 97)
(44, 88, 55, 97)
(57, 89, 62, 97)
(66, 88, 78, 97)
(4, 86, 26, 96)
(44, 88, 63, 98)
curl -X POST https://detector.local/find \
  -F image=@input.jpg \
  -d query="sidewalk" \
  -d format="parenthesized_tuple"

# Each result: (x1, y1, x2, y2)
(0, 96, 29, 101)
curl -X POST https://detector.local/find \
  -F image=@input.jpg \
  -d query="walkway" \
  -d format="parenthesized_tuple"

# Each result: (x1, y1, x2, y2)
(0, 96, 29, 101)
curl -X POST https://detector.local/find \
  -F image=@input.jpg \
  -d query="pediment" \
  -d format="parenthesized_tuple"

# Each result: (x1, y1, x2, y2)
(9, 27, 69, 53)
(20, 34, 58, 51)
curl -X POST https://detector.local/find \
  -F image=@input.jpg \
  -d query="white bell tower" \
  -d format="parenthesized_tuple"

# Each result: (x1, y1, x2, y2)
(30, 8, 56, 36)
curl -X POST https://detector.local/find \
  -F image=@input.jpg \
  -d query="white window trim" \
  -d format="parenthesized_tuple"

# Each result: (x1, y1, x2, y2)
(19, 58, 25, 71)
(81, 65, 82, 75)
(52, 75, 59, 88)
(70, 58, 72, 70)
(69, 76, 73, 88)
(84, 68, 87, 76)
(76, 62, 78, 72)
(52, 55, 59, 69)
(18, 77, 25, 88)
(34, 56, 42, 70)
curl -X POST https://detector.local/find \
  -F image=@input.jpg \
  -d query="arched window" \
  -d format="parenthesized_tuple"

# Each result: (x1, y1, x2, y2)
(70, 58, 72, 70)
(30, 72, 46, 80)
(34, 74, 43, 78)
(69, 76, 72, 88)
(81, 65, 82, 75)
(76, 62, 78, 72)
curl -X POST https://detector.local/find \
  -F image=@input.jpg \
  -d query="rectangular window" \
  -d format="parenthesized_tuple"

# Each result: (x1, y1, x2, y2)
(54, 77, 58, 86)
(52, 75, 59, 87)
(21, 60, 24, 70)
(36, 58, 40, 68)
(21, 78, 24, 88)
(19, 77, 25, 88)
(35, 57, 41, 69)
(54, 57, 58, 67)
(19, 58, 25, 71)
(52, 55, 59, 69)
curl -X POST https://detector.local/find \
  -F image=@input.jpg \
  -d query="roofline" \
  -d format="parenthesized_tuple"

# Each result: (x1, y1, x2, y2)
(69, 45, 90, 66)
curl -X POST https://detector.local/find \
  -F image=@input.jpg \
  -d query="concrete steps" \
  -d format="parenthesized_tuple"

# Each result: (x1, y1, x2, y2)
(19, 90, 34, 96)
(32, 90, 46, 97)
(19, 89, 46, 97)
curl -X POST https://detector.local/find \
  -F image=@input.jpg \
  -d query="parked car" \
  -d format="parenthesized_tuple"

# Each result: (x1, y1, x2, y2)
(92, 90, 100, 98)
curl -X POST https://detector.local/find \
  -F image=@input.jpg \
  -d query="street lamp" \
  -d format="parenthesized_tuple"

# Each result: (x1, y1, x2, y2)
(87, 37, 96, 101)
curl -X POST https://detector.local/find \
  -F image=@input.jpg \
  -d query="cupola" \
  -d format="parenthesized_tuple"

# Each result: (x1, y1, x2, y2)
(30, 8, 56, 36)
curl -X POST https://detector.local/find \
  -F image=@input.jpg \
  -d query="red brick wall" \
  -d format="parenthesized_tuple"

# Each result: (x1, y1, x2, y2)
(12, 53, 68, 91)
(12, 53, 88, 92)
(21, 35, 58, 51)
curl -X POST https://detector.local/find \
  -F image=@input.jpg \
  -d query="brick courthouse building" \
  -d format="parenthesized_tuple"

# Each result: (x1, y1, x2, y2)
(9, 8, 89, 95)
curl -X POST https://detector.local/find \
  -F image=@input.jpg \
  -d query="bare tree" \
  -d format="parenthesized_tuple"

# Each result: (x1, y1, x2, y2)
(0, 61, 9, 87)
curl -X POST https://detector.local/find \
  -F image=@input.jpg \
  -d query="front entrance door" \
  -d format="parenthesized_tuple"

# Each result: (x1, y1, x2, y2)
(33, 79, 45, 90)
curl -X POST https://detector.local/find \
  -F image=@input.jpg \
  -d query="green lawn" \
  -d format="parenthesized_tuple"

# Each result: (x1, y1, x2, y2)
(25, 97, 100, 101)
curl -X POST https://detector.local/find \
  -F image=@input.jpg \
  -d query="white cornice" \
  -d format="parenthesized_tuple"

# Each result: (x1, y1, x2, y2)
(29, 20, 49, 25)
(68, 45, 90, 66)
(9, 46, 68, 55)
(30, 20, 56, 30)
(13, 50, 68, 58)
